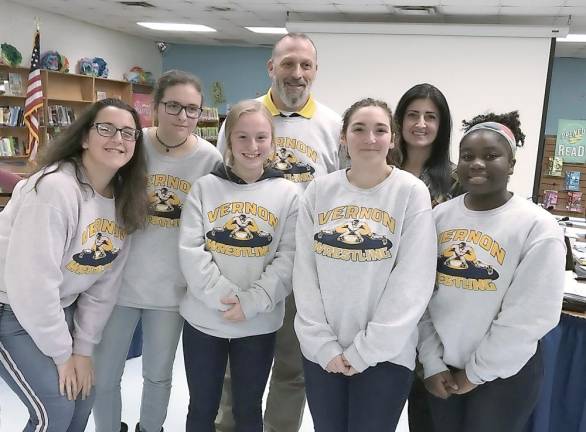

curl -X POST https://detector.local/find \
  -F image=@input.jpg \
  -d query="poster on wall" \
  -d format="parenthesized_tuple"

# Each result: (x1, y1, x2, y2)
(555, 119, 586, 164)
(132, 93, 153, 128)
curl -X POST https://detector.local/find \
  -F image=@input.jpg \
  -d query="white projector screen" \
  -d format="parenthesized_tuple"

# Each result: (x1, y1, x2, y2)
(288, 22, 556, 199)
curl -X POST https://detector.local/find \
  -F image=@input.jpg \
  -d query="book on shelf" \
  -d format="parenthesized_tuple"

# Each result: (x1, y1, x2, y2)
(7, 73, 24, 96)
(0, 71, 8, 95)
(200, 107, 219, 122)
(195, 126, 219, 142)
(47, 105, 76, 127)
(542, 190, 558, 210)
(547, 157, 563, 177)
(565, 171, 581, 191)
(0, 136, 25, 156)
(0, 106, 24, 127)
(566, 191, 583, 212)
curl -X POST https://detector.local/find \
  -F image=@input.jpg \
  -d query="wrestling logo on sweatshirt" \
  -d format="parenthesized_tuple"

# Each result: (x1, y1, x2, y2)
(205, 201, 278, 257)
(270, 138, 317, 183)
(147, 174, 191, 228)
(65, 218, 126, 274)
(313, 205, 396, 262)
(437, 229, 505, 291)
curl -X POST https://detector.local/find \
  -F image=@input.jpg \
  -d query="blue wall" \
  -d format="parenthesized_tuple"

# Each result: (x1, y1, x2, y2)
(546, 57, 586, 135)
(162, 44, 272, 115)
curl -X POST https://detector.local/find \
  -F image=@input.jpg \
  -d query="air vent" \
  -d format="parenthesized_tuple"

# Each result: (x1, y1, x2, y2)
(206, 6, 233, 12)
(394, 6, 436, 16)
(119, 1, 156, 7)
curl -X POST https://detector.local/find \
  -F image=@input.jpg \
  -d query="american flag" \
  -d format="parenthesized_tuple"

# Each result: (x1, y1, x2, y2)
(23, 28, 43, 161)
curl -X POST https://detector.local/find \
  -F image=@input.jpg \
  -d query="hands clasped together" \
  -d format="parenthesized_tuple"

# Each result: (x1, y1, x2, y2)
(221, 295, 246, 322)
(56, 354, 94, 401)
(424, 369, 478, 399)
(326, 354, 359, 376)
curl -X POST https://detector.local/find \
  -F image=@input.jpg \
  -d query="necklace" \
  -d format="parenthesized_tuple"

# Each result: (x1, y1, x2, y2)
(155, 128, 189, 153)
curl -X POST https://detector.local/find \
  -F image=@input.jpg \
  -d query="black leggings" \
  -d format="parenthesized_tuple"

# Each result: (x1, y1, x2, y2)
(428, 346, 543, 432)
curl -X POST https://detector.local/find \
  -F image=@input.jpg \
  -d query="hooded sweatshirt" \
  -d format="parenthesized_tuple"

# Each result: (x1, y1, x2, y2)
(179, 165, 299, 338)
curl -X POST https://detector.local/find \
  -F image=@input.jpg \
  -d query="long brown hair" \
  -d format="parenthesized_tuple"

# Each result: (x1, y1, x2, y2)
(35, 98, 148, 233)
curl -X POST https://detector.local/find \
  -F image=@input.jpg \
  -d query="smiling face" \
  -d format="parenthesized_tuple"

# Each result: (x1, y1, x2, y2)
(156, 83, 202, 141)
(268, 36, 317, 111)
(342, 106, 394, 166)
(457, 130, 515, 197)
(401, 98, 440, 150)
(230, 111, 273, 180)
(82, 106, 137, 178)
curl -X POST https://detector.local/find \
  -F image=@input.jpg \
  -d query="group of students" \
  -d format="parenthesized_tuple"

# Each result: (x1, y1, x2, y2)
(0, 32, 566, 432)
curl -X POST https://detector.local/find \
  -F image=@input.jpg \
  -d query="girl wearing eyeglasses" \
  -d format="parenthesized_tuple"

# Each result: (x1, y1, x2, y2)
(0, 98, 148, 431)
(93, 70, 223, 432)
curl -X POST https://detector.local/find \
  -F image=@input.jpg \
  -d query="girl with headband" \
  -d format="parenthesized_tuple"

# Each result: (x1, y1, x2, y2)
(417, 111, 565, 432)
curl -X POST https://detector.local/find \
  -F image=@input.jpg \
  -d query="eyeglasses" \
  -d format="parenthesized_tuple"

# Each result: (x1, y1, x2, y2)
(160, 101, 203, 119)
(91, 123, 141, 141)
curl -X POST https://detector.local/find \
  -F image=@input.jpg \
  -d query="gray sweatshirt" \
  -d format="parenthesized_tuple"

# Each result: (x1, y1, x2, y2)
(179, 166, 299, 338)
(293, 169, 437, 373)
(0, 164, 130, 365)
(217, 91, 342, 190)
(418, 195, 565, 384)
(117, 130, 222, 310)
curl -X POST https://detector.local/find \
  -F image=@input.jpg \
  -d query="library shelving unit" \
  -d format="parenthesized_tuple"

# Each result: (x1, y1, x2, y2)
(0, 67, 133, 177)
(0, 65, 30, 163)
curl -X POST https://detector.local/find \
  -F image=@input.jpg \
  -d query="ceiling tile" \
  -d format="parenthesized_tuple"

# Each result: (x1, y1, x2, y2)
(500, 0, 564, 5)
(499, 6, 562, 15)
(335, 4, 392, 13)
(441, 0, 500, 5)
(439, 5, 501, 14)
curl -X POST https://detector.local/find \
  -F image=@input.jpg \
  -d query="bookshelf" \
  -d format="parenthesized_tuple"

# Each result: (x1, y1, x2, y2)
(0, 67, 134, 176)
(537, 135, 586, 217)
(0, 65, 29, 161)
(196, 106, 220, 144)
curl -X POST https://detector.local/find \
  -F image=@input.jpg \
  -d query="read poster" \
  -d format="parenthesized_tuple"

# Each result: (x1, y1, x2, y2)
(555, 119, 586, 164)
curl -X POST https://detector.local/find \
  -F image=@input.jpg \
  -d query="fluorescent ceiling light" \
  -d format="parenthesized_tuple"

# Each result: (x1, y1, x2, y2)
(137, 22, 216, 32)
(245, 27, 287, 34)
(557, 34, 586, 42)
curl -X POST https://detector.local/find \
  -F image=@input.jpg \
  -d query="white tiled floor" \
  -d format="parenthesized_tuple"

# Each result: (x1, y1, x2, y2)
(0, 341, 410, 431)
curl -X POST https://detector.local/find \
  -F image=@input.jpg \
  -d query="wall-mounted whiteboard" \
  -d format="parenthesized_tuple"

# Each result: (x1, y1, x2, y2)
(288, 22, 561, 199)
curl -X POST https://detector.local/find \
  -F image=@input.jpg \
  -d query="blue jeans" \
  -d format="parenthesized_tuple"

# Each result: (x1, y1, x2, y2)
(182, 323, 276, 432)
(303, 356, 413, 432)
(93, 305, 184, 432)
(427, 346, 544, 432)
(0, 303, 94, 432)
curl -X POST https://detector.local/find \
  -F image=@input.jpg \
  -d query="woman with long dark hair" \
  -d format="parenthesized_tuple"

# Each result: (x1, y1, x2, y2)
(0, 98, 147, 431)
